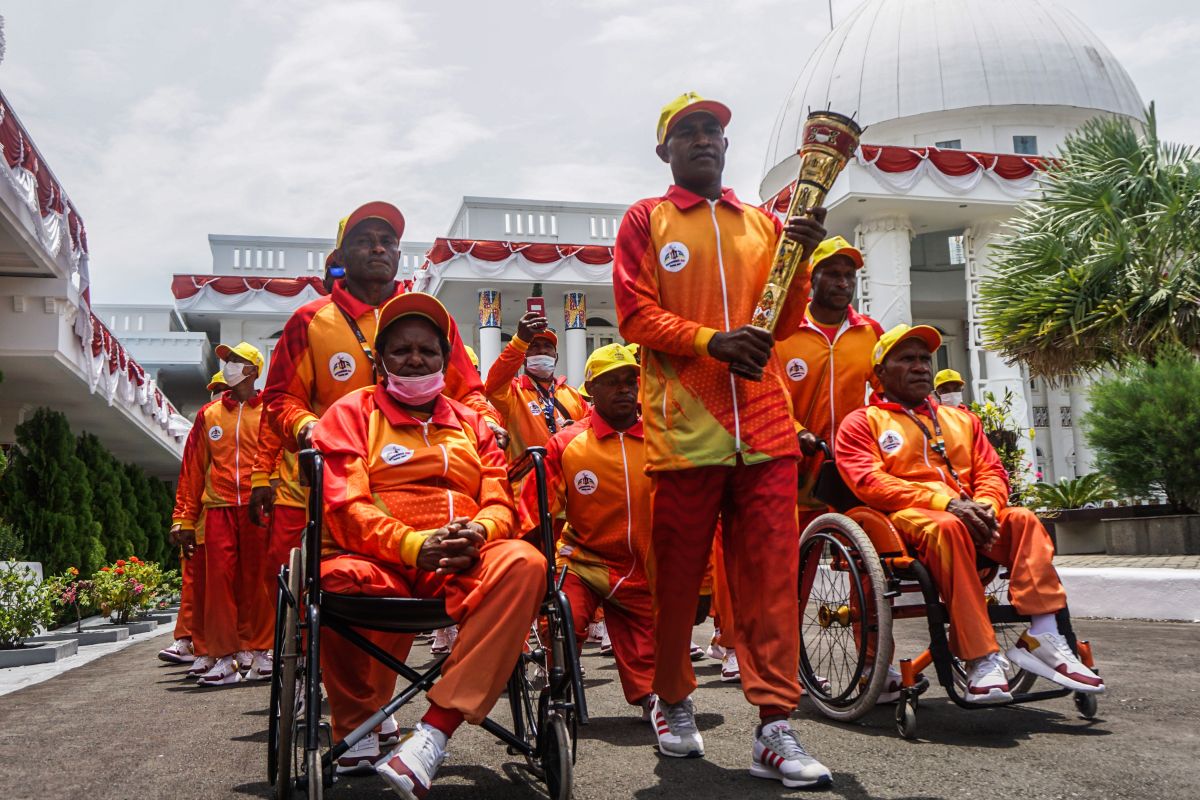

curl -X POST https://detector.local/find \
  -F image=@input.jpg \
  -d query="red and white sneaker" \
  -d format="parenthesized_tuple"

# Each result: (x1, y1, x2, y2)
(235, 650, 256, 674)
(198, 655, 243, 687)
(876, 665, 904, 704)
(706, 633, 727, 662)
(158, 638, 195, 664)
(336, 731, 379, 775)
(1007, 630, 1105, 694)
(750, 720, 832, 789)
(430, 626, 457, 655)
(639, 694, 655, 723)
(379, 713, 402, 749)
(965, 652, 1012, 704)
(599, 625, 613, 656)
(186, 655, 215, 677)
(689, 642, 706, 662)
(244, 651, 273, 681)
(376, 723, 448, 800)
(721, 650, 741, 683)
(587, 620, 606, 644)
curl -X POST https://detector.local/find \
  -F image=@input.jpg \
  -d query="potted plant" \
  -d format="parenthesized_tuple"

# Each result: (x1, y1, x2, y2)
(89, 556, 165, 625)
(43, 567, 93, 633)
(0, 559, 55, 651)
(1029, 474, 1119, 554)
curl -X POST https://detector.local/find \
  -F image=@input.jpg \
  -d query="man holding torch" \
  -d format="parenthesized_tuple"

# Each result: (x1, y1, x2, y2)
(613, 92, 833, 789)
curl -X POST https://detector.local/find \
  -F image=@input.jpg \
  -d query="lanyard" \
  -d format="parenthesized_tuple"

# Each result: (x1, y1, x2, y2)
(533, 380, 573, 435)
(336, 306, 378, 381)
(901, 401, 971, 499)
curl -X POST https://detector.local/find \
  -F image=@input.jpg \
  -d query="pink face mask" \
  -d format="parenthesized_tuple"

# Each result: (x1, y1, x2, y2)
(383, 370, 446, 406)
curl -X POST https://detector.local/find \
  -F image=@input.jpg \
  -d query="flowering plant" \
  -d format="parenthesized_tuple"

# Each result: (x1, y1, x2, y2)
(0, 560, 55, 648)
(43, 567, 93, 633)
(89, 556, 166, 624)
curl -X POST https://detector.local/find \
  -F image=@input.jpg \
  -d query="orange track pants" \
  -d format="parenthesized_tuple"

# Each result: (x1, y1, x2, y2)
(650, 458, 801, 713)
(890, 505, 1066, 660)
(264, 505, 306, 646)
(320, 540, 546, 741)
(709, 532, 736, 650)
(173, 544, 207, 654)
(562, 572, 654, 705)
(202, 506, 272, 656)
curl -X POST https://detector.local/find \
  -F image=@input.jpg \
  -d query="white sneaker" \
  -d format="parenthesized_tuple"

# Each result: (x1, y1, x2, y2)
(430, 626, 458, 655)
(706, 632, 728, 661)
(599, 625, 613, 656)
(721, 650, 741, 683)
(379, 713, 402, 749)
(586, 621, 605, 643)
(336, 731, 380, 775)
(965, 652, 1013, 704)
(235, 649, 256, 674)
(244, 651, 273, 681)
(750, 720, 832, 789)
(158, 638, 195, 664)
(1007, 630, 1105, 694)
(376, 722, 448, 800)
(876, 664, 904, 704)
(651, 695, 704, 758)
(198, 655, 243, 686)
(186, 655, 215, 677)
(689, 642, 706, 662)
(639, 694, 655, 723)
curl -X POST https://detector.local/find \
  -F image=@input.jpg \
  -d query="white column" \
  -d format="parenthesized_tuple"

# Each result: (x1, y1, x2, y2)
(854, 215, 913, 330)
(563, 291, 587, 388)
(967, 220, 1035, 483)
(477, 289, 501, 380)
(1069, 378, 1096, 476)
(1045, 383, 1074, 483)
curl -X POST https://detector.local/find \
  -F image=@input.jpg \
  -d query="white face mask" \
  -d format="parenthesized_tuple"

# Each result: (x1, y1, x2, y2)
(525, 354, 557, 380)
(939, 391, 963, 408)
(223, 362, 251, 387)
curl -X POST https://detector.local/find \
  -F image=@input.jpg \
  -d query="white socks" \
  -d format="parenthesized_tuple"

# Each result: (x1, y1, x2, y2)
(1029, 612, 1058, 636)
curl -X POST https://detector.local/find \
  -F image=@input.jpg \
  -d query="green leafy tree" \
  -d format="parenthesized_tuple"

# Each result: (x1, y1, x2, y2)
(125, 464, 171, 565)
(76, 433, 135, 563)
(0, 409, 104, 575)
(979, 104, 1200, 379)
(1082, 347, 1200, 512)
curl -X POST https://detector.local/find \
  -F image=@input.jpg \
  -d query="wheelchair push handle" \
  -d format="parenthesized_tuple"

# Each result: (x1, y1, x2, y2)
(818, 439, 835, 462)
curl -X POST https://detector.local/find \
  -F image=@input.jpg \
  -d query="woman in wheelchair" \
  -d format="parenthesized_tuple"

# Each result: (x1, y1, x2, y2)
(310, 292, 546, 797)
(834, 325, 1105, 704)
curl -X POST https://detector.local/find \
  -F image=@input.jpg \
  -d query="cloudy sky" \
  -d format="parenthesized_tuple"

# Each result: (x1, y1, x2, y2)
(3, 0, 1198, 304)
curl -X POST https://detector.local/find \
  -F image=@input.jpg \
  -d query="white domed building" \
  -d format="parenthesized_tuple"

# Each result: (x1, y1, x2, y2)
(759, 0, 1145, 482)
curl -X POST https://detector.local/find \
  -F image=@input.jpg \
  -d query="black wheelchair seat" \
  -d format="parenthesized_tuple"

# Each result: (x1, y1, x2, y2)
(320, 593, 456, 634)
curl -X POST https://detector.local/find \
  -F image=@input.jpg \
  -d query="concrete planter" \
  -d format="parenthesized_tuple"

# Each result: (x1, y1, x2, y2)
(27, 627, 130, 646)
(1103, 514, 1200, 555)
(100, 620, 157, 635)
(1040, 504, 1186, 555)
(0, 639, 77, 668)
(142, 611, 178, 625)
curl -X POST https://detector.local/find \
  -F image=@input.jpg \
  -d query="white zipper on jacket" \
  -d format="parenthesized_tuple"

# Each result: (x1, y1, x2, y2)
(234, 403, 244, 506)
(419, 419, 455, 521)
(708, 200, 740, 452)
(605, 431, 636, 600)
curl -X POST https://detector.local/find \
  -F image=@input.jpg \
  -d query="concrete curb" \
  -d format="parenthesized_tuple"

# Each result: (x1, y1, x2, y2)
(0, 639, 78, 667)
(28, 628, 130, 646)
(1058, 567, 1200, 622)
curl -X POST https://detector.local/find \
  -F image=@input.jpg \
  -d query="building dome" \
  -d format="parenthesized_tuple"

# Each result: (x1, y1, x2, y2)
(761, 0, 1144, 197)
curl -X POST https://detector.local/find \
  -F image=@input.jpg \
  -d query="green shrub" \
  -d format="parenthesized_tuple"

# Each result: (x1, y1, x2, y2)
(76, 433, 136, 566)
(967, 389, 1032, 505)
(1030, 473, 1118, 511)
(1083, 348, 1200, 512)
(0, 521, 24, 561)
(0, 560, 55, 648)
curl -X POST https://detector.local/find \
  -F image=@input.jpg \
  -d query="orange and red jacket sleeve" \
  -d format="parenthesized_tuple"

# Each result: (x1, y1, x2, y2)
(834, 408, 954, 513)
(967, 411, 1011, 512)
(250, 411, 284, 490)
(171, 405, 212, 530)
(483, 337, 526, 410)
(263, 306, 320, 447)
(312, 392, 435, 567)
(613, 199, 715, 357)
(443, 313, 500, 426)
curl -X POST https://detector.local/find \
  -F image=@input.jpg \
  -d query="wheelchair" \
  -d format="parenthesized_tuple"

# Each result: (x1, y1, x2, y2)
(797, 444, 1100, 739)
(267, 447, 588, 799)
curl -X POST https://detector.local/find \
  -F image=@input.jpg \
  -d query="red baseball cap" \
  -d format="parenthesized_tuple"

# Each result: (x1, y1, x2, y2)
(374, 292, 452, 350)
(338, 201, 405, 246)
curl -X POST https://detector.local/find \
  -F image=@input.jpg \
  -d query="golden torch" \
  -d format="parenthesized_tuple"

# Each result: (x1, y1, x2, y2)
(751, 110, 863, 333)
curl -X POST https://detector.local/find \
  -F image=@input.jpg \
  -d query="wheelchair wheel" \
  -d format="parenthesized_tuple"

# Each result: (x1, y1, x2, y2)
(273, 548, 303, 800)
(268, 564, 288, 784)
(949, 569, 1036, 695)
(306, 748, 323, 800)
(799, 513, 894, 722)
(543, 713, 573, 800)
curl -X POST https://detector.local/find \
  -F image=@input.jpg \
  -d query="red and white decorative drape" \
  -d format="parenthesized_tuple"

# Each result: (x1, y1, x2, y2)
(172, 275, 329, 311)
(413, 239, 615, 291)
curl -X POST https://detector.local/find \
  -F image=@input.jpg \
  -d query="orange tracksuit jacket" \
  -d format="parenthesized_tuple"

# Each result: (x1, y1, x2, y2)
(262, 279, 496, 449)
(312, 384, 517, 564)
(249, 419, 306, 509)
(483, 337, 588, 461)
(612, 185, 809, 471)
(521, 413, 652, 616)
(775, 305, 882, 508)
(172, 392, 264, 528)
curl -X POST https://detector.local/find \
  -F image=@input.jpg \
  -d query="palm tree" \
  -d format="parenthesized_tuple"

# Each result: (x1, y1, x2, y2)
(979, 104, 1200, 380)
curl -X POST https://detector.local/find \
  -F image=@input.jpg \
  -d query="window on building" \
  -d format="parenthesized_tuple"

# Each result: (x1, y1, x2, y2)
(935, 139, 962, 150)
(1059, 406, 1073, 428)
(947, 235, 966, 265)
(1033, 406, 1050, 428)
(504, 213, 512, 235)
(1013, 135, 1038, 155)
(233, 249, 241, 268)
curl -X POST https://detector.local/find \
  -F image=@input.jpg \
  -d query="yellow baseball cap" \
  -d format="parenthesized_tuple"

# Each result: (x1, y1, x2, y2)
(811, 236, 864, 270)
(206, 371, 229, 392)
(657, 92, 731, 144)
(934, 368, 964, 389)
(871, 324, 942, 367)
(464, 344, 479, 368)
(580, 343, 639, 399)
(215, 341, 265, 371)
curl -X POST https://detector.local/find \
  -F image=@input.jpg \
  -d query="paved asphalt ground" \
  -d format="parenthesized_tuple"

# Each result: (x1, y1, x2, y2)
(1, 618, 1196, 800)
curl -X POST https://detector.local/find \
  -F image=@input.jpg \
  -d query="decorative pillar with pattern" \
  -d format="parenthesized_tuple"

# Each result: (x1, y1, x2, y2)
(563, 291, 587, 388)
(965, 220, 1035, 482)
(477, 289, 502, 379)
(854, 215, 913, 330)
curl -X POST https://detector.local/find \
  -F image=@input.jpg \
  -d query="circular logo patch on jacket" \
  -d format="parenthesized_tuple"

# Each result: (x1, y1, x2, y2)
(786, 358, 809, 381)
(573, 470, 599, 495)
(878, 430, 904, 454)
(659, 241, 690, 272)
(329, 352, 357, 382)
(208, 425, 223, 441)
(380, 444, 414, 465)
